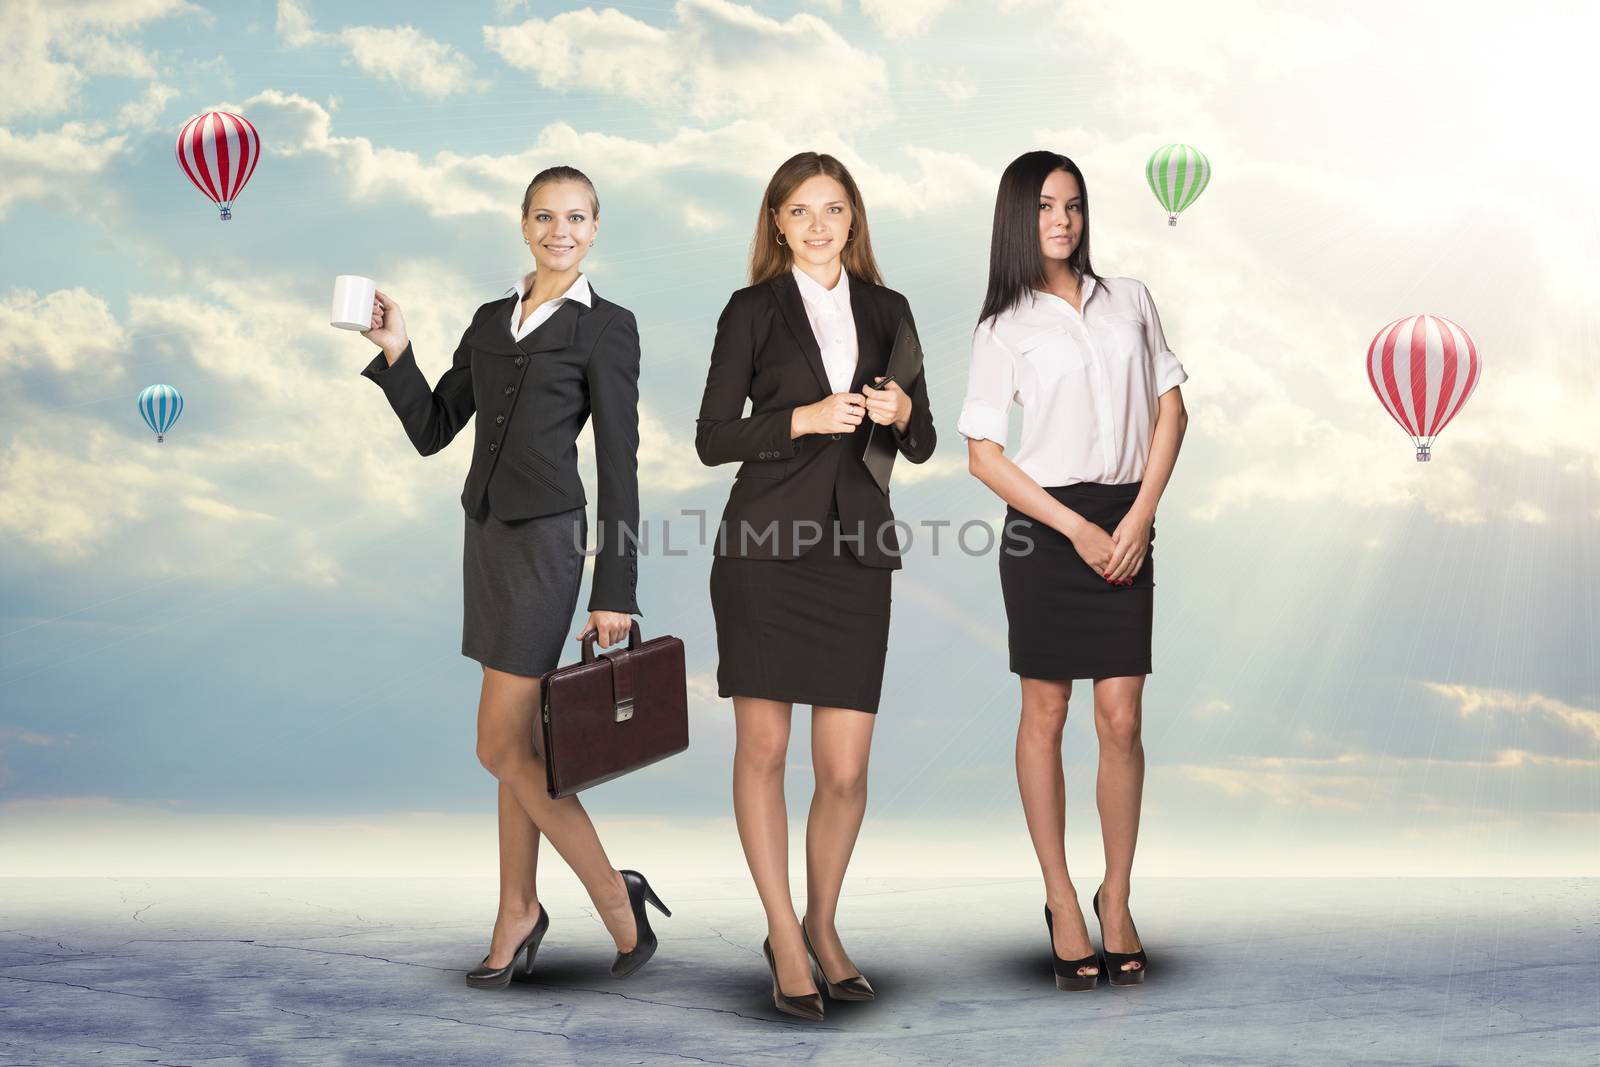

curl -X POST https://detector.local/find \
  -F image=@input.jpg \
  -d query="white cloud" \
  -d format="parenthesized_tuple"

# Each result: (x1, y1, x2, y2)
(0, 0, 197, 121)
(1424, 682, 1600, 745)
(114, 82, 179, 129)
(276, 0, 479, 98)
(0, 726, 76, 747)
(1020, 105, 1600, 527)
(1176, 744, 1600, 816)
(0, 288, 126, 372)
(1176, 757, 1368, 810)
(859, 0, 956, 36)
(0, 269, 468, 578)
(485, 0, 890, 130)
(0, 123, 128, 218)
(848, 144, 994, 218)
(1507, 501, 1548, 525)
(251, 90, 989, 226)
(0, 268, 702, 582)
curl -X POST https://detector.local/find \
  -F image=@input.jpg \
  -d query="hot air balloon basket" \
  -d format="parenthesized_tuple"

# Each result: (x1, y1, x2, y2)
(1416, 444, 1431, 462)
(219, 205, 232, 221)
(1168, 213, 1178, 226)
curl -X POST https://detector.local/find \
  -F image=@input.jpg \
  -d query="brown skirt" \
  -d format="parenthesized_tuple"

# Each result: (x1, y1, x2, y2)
(709, 513, 891, 714)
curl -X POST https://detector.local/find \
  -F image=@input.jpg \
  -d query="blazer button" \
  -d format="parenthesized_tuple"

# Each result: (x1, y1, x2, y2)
(504, 385, 515, 396)
(495, 414, 505, 424)
(488, 442, 498, 453)
(514, 356, 525, 367)
(830, 433, 842, 440)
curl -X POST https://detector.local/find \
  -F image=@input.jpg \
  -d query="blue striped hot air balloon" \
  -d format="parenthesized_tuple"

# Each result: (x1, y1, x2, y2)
(1146, 144, 1211, 226)
(138, 384, 184, 443)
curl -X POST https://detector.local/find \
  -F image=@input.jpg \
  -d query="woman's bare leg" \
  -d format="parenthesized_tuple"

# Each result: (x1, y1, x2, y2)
(476, 665, 636, 956)
(483, 778, 544, 967)
(1016, 676, 1098, 977)
(1092, 674, 1146, 972)
(803, 705, 875, 980)
(732, 696, 815, 996)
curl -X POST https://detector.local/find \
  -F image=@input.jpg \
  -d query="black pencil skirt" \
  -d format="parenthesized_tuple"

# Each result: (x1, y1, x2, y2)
(709, 503, 892, 714)
(999, 480, 1156, 681)
(461, 500, 587, 677)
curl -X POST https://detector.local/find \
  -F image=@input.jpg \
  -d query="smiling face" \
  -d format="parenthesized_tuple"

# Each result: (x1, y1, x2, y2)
(772, 173, 853, 272)
(1037, 168, 1082, 266)
(520, 180, 599, 274)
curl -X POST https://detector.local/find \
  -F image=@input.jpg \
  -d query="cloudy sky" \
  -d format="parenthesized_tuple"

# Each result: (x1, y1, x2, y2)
(2, 0, 1596, 877)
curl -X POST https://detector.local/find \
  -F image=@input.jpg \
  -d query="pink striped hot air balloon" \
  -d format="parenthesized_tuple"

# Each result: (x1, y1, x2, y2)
(1365, 314, 1482, 462)
(175, 111, 261, 221)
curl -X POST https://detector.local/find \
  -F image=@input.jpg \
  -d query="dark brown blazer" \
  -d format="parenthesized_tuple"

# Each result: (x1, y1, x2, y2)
(361, 288, 641, 615)
(695, 269, 936, 567)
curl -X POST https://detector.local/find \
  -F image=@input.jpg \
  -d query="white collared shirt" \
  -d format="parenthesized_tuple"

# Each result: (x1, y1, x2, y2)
(508, 271, 592, 342)
(791, 264, 858, 394)
(956, 276, 1188, 486)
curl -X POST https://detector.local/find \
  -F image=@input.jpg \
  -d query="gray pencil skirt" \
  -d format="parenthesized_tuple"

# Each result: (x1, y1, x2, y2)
(461, 502, 588, 677)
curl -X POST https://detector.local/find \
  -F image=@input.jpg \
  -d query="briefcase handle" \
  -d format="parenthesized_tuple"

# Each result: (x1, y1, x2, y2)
(580, 619, 643, 662)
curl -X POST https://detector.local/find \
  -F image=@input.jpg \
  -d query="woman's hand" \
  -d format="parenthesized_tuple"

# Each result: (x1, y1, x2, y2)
(1069, 506, 1149, 586)
(1070, 522, 1116, 580)
(360, 290, 408, 361)
(579, 610, 633, 649)
(793, 392, 866, 437)
(862, 377, 911, 430)
(1104, 507, 1152, 584)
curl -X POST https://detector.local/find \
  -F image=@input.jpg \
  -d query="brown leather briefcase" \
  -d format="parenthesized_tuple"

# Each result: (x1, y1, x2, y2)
(538, 621, 688, 798)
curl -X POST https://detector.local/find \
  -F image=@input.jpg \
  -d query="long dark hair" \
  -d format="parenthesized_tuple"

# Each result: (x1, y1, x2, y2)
(749, 152, 883, 287)
(978, 151, 1102, 326)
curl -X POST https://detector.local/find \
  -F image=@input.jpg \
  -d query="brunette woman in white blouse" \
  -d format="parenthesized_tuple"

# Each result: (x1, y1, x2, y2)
(959, 151, 1188, 991)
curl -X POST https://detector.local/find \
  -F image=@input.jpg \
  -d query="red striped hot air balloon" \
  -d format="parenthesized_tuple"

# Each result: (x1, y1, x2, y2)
(175, 111, 261, 221)
(1365, 314, 1482, 462)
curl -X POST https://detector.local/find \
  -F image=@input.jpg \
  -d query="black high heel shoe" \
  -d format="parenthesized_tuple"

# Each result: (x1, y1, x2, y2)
(1044, 904, 1102, 992)
(1092, 886, 1147, 986)
(763, 937, 825, 1021)
(465, 906, 548, 989)
(801, 915, 875, 1001)
(610, 870, 670, 978)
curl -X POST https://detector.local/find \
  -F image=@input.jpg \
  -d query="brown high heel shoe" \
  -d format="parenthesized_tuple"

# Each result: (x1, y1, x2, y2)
(763, 937, 825, 1021)
(801, 915, 875, 1001)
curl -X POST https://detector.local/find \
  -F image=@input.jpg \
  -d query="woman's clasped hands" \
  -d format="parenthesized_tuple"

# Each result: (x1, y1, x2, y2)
(792, 377, 909, 437)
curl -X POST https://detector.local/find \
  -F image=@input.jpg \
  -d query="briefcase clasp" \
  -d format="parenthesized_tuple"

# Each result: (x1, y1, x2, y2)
(615, 697, 635, 723)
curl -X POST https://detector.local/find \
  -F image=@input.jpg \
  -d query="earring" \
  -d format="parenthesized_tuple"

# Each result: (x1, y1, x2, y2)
(776, 232, 787, 246)
(523, 237, 530, 245)
(846, 227, 854, 243)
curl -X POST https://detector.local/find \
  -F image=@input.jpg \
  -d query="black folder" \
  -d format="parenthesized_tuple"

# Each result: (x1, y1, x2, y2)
(860, 316, 925, 494)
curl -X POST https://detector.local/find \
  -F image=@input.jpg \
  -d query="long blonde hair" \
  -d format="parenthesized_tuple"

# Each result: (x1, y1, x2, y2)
(749, 152, 883, 286)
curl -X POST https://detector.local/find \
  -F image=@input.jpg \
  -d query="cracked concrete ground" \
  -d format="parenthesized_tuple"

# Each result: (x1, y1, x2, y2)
(1, 878, 1595, 1065)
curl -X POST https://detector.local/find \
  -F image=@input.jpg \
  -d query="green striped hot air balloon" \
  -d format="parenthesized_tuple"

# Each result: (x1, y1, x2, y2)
(1146, 144, 1211, 226)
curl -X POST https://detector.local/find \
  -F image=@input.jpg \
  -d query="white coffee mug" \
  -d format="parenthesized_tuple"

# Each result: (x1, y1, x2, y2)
(330, 274, 377, 331)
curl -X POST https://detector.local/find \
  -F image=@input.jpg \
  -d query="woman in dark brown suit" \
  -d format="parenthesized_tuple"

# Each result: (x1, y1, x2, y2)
(695, 152, 936, 1019)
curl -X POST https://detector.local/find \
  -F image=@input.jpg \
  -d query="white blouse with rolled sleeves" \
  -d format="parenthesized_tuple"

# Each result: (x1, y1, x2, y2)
(956, 276, 1187, 487)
